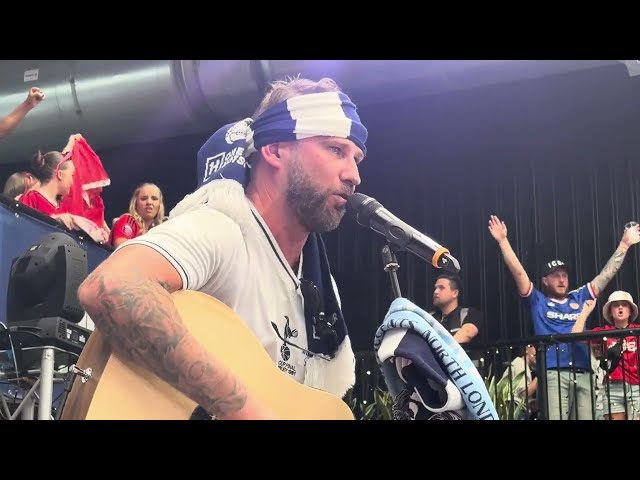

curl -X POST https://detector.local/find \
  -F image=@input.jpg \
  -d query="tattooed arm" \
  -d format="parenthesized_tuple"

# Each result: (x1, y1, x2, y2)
(77, 244, 273, 420)
(590, 225, 640, 296)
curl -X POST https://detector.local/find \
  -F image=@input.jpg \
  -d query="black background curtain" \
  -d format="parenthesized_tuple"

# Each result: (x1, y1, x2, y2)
(3, 63, 640, 353)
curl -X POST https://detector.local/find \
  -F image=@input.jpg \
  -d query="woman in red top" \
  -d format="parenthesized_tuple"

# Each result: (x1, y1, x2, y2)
(20, 149, 78, 231)
(110, 183, 165, 248)
(575, 292, 640, 420)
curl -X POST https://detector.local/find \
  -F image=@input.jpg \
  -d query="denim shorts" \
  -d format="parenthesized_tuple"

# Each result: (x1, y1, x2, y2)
(598, 381, 640, 416)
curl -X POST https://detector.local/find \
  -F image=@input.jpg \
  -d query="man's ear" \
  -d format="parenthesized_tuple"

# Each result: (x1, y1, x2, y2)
(260, 143, 284, 170)
(541, 276, 548, 288)
(452, 289, 459, 299)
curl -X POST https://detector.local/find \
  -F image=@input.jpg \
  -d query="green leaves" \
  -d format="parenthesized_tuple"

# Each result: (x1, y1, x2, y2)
(484, 370, 528, 420)
(344, 368, 532, 420)
(344, 387, 394, 420)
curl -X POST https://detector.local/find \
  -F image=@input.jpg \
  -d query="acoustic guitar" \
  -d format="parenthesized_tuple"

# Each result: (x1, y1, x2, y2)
(60, 290, 355, 420)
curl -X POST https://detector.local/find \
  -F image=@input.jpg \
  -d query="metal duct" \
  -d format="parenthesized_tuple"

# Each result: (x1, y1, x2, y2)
(0, 60, 628, 165)
(0, 60, 265, 165)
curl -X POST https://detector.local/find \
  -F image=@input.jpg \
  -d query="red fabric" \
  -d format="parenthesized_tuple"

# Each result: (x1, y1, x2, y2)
(60, 138, 110, 227)
(83, 189, 106, 227)
(20, 190, 67, 216)
(593, 323, 640, 385)
(110, 214, 142, 245)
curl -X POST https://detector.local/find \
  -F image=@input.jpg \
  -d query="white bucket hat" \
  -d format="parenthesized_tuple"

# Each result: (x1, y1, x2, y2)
(602, 290, 639, 324)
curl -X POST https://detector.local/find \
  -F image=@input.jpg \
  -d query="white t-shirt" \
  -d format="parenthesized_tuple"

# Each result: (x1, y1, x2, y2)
(122, 194, 312, 384)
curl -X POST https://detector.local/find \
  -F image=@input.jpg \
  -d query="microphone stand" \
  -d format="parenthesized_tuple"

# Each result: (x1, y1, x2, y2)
(381, 243, 402, 299)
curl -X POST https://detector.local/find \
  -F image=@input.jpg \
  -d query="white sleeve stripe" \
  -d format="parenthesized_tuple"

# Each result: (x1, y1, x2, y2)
(587, 282, 597, 299)
(121, 239, 191, 290)
(520, 282, 534, 298)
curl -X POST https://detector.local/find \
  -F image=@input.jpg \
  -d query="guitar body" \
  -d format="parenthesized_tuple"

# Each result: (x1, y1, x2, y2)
(60, 290, 354, 420)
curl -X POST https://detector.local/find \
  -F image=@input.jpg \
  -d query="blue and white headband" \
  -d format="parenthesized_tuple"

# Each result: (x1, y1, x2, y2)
(196, 91, 368, 187)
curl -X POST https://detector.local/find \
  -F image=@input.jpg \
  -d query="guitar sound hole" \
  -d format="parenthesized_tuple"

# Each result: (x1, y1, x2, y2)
(190, 405, 215, 420)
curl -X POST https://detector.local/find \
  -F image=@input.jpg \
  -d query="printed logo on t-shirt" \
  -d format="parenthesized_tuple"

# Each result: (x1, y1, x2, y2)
(570, 302, 580, 310)
(620, 339, 637, 353)
(546, 311, 580, 321)
(278, 316, 298, 378)
(123, 224, 133, 236)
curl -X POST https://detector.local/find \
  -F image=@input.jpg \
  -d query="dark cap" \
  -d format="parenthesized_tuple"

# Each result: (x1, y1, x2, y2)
(541, 259, 569, 276)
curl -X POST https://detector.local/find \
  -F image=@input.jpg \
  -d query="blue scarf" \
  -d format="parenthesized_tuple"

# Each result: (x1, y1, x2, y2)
(195, 91, 368, 358)
(375, 298, 498, 420)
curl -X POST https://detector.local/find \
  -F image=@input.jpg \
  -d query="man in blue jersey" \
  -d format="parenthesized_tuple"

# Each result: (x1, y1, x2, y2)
(488, 215, 640, 420)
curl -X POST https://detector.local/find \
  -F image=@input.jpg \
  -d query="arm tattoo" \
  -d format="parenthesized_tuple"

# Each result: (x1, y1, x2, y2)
(80, 271, 247, 418)
(591, 247, 628, 296)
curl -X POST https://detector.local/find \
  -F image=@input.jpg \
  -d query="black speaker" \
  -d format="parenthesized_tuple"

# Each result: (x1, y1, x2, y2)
(6, 232, 88, 324)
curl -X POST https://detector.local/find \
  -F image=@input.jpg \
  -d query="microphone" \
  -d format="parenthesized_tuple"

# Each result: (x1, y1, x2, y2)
(346, 193, 461, 274)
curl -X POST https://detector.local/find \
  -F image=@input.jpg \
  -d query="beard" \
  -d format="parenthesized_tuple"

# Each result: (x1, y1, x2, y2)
(286, 156, 346, 233)
(546, 285, 567, 298)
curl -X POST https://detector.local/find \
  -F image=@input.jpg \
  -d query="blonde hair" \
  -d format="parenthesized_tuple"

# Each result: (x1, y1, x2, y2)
(252, 76, 342, 119)
(128, 182, 165, 234)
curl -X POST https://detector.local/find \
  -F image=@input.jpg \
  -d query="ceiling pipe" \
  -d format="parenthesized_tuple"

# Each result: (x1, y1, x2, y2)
(0, 60, 629, 166)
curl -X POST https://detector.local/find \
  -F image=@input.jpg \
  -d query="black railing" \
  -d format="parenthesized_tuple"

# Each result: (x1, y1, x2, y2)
(353, 327, 640, 420)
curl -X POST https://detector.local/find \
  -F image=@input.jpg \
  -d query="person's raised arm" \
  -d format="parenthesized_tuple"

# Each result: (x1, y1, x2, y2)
(0, 87, 45, 139)
(590, 224, 640, 297)
(77, 243, 273, 420)
(488, 215, 531, 296)
(571, 299, 596, 334)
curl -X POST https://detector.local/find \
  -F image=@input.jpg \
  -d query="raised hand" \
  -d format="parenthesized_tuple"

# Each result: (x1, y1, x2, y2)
(62, 133, 84, 154)
(571, 299, 596, 334)
(25, 87, 45, 109)
(621, 223, 640, 247)
(488, 215, 507, 242)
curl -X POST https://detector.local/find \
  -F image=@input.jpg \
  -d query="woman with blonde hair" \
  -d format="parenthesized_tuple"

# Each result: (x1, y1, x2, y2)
(110, 182, 165, 247)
